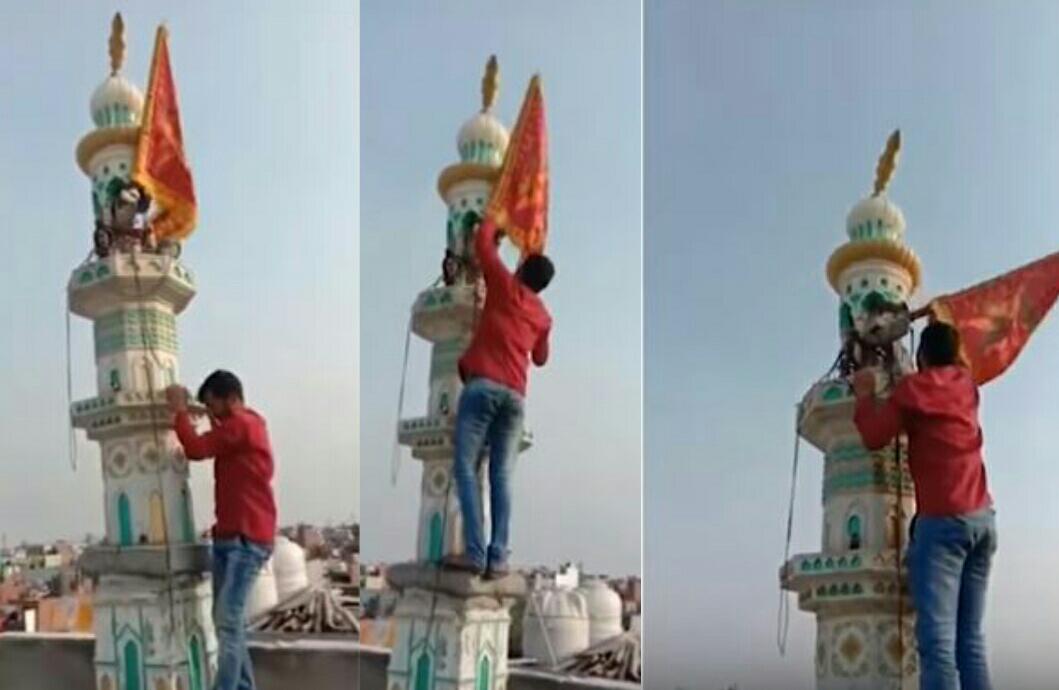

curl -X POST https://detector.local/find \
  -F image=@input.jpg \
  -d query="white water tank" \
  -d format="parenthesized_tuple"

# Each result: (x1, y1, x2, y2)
(522, 587, 590, 664)
(273, 536, 309, 601)
(246, 557, 278, 620)
(577, 578, 624, 645)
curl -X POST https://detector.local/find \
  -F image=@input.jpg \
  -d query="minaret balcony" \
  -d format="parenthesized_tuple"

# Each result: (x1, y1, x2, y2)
(798, 377, 859, 452)
(781, 549, 911, 615)
(399, 413, 532, 460)
(411, 285, 478, 342)
(68, 252, 196, 320)
(71, 390, 186, 440)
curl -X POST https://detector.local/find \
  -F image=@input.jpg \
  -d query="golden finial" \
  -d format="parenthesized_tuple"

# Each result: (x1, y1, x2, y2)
(873, 129, 901, 197)
(109, 12, 126, 76)
(481, 55, 499, 113)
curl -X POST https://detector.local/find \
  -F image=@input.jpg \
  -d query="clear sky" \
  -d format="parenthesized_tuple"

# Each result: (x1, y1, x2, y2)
(647, 2, 1059, 688)
(360, 0, 641, 576)
(0, 1, 359, 545)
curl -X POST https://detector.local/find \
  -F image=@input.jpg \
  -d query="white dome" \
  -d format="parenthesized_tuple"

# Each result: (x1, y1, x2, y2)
(90, 75, 143, 128)
(522, 588, 590, 663)
(272, 536, 309, 601)
(576, 578, 624, 645)
(457, 111, 508, 167)
(845, 194, 906, 243)
(246, 558, 279, 620)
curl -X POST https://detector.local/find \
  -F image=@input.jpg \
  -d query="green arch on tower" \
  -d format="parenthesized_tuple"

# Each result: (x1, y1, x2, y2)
(118, 493, 133, 547)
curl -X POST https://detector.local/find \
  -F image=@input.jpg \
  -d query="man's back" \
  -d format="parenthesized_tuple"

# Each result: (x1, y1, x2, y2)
(175, 407, 277, 544)
(458, 219, 552, 395)
(855, 365, 991, 517)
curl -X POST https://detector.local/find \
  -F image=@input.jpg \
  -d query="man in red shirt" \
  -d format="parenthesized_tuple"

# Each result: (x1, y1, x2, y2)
(166, 370, 277, 690)
(853, 322, 995, 690)
(444, 217, 553, 578)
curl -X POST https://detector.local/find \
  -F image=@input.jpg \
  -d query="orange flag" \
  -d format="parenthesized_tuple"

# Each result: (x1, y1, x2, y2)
(930, 251, 1059, 385)
(486, 75, 548, 256)
(134, 25, 197, 241)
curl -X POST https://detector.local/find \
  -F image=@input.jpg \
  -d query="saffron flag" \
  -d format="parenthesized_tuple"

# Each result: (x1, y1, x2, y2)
(134, 25, 197, 241)
(487, 75, 548, 256)
(930, 251, 1059, 385)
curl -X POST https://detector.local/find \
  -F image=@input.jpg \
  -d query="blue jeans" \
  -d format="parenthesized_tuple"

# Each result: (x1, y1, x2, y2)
(212, 537, 271, 690)
(908, 508, 996, 690)
(452, 377, 524, 570)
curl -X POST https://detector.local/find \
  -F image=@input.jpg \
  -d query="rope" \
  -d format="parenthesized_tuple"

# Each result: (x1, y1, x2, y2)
(881, 324, 915, 686)
(777, 405, 801, 656)
(65, 249, 96, 472)
(391, 312, 414, 487)
(66, 303, 77, 472)
(129, 248, 181, 645)
(892, 324, 916, 685)
(391, 277, 445, 486)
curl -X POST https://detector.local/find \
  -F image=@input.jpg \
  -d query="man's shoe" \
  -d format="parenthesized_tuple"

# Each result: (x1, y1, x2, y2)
(483, 562, 510, 581)
(440, 554, 484, 576)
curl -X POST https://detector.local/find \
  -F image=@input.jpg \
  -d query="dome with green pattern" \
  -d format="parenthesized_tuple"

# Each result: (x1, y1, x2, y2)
(90, 74, 143, 128)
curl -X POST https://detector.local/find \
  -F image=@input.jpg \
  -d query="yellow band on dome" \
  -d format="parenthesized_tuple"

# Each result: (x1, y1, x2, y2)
(826, 239, 922, 294)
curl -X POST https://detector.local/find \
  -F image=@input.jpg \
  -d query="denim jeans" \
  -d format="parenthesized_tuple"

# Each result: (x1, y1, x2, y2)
(212, 536, 271, 690)
(452, 377, 524, 570)
(907, 507, 996, 690)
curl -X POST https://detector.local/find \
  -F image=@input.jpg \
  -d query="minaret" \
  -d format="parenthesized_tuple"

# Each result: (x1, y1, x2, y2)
(782, 131, 922, 689)
(386, 56, 528, 690)
(70, 15, 216, 690)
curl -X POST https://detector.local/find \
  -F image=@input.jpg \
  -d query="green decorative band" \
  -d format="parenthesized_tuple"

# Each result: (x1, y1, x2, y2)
(94, 308, 178, 357)
(827, 445, 871, 463)
(848, 219, 900, 243)
(77, 262, 113, 286)
(430, 339, 467, 382)
(799, 554, 863, 573)
(812, 581, 865, 598)
(71, 395, 119, 415)
(421, 289, 456, 310)
(823, 468, 913, 501)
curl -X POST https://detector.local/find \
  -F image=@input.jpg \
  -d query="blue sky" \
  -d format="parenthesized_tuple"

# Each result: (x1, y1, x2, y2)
(0, 1, 358, 543)
(647, 2, 1059, 688)
(360, 0, 641, 576)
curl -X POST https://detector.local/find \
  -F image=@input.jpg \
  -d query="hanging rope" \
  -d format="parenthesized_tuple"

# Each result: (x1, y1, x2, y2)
(66, 249, 97, 473)
(129, 248, 182, 644)
(777, 405, 802, 656)
(66, 302, 78, 472)
(391, 277, 445, 487)
(391, 312, 415, 487)
(891, 323, 916, 684)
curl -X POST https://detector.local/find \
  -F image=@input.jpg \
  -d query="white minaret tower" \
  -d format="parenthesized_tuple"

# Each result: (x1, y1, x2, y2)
(70, 15, 216, 690)
(783, 131, 923, 689)
(387, 56, 528, 690)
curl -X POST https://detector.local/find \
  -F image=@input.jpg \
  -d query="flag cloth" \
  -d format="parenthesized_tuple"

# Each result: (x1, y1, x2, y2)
(486, 75, 548, 256)
(930, 251, 1059, 385)
(134, 25, 197, 241)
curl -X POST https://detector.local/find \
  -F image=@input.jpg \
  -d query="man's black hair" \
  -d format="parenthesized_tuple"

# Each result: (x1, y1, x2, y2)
(918, 321, 961, 368)
(197, 370, 244, 403)
(518, 254, 555, 293)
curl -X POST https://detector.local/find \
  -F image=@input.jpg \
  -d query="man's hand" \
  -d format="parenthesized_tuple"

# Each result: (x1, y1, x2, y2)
(851, 369, 877, 399)
(165, 384, 190, 414)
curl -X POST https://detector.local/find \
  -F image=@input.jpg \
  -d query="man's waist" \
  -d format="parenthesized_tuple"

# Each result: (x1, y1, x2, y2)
(212, 528, 275, 547)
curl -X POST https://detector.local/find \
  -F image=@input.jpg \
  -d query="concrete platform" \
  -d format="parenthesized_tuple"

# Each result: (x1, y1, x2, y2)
(79, 543, 210, 578)
(385, 561, 528, 599)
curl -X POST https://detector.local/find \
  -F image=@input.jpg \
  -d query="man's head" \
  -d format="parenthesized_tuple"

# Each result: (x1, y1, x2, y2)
(917, 321, 961, 370)
(516, 254, 555, 293)
(196, 370, 244, 418)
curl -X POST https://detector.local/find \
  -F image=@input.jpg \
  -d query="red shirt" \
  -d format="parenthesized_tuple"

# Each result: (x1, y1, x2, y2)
(174, 407, 277, 545)
(854, 366, 992, 517)
(458, 218, 552, 396)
